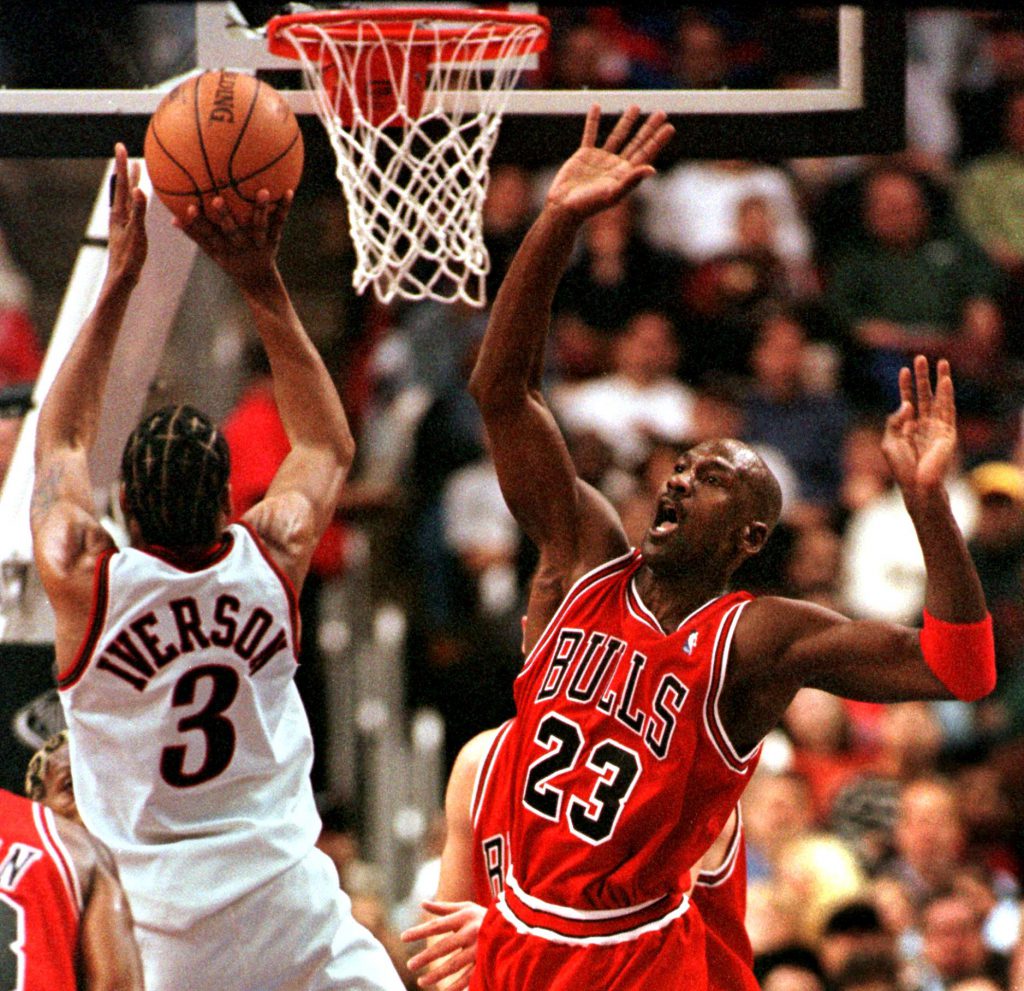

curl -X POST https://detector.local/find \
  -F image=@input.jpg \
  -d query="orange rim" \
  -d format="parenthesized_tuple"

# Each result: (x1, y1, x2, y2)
(267, 7, 550, 62)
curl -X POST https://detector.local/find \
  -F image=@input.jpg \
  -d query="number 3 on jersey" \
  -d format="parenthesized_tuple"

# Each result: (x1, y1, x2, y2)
(522, 713, 641, 845)
(160, 664, 239, 788)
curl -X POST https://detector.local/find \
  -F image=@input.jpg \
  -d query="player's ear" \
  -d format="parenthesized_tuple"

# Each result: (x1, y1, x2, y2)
(740, 521, 769, 556)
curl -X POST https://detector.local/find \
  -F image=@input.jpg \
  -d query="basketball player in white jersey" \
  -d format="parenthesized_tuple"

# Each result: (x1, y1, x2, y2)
(30, 145, 404, 991)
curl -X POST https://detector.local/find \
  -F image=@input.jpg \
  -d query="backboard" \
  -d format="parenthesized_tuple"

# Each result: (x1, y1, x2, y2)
(0, 4, 905, 161)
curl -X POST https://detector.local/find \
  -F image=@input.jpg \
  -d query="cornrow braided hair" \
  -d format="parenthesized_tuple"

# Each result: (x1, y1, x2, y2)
(25, 729, 69, 801)
(121, 404, 231, 549)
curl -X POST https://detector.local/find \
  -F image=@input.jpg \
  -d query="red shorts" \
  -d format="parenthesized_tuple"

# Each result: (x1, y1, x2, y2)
(470, 899, 709, 991)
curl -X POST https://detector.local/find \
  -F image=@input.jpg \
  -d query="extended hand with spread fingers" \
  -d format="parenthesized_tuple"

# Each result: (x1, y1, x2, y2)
(545, 105, 675, 220)
(882, 355, 959, 501)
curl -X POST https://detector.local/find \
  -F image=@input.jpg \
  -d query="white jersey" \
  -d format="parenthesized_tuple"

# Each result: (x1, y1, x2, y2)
(59, 522, 321, 931)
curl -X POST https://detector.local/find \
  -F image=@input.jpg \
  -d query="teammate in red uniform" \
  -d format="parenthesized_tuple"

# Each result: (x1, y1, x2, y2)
(464, 105, 995, 989)
(0, 788, 143, 991)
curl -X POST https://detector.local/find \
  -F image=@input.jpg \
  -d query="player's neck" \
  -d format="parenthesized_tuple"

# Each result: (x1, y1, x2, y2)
(633, 565, 730, 632)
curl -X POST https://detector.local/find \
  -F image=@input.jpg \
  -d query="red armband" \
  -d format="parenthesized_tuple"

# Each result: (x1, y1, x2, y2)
(919, 609, 996, 702)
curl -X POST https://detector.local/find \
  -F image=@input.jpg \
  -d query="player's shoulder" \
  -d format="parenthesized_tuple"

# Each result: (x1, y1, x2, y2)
(0, 787, 30, 823)
(446, 726, 505, 822)
(451, 728, 502, 790)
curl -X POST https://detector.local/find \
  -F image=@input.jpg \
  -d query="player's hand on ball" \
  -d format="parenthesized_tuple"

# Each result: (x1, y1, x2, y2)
(175, 187, 292, 287)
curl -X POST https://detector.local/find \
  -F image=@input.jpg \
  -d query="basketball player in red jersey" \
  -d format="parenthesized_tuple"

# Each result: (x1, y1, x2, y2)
(464, 106, 995, 989)
(30, 146, 403, 990)
(0, 787, 144, 991)
(401, 727, 754, 990)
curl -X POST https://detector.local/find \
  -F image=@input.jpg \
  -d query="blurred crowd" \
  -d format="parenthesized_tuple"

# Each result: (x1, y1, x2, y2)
(5, 7, 1024, 991)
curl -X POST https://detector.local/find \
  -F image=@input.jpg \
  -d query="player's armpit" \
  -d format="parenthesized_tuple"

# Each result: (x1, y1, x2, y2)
(30, 448, 98, 536)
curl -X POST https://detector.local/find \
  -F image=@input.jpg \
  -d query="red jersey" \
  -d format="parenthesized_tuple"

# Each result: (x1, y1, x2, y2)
(470, 719, 515, 907)
(473, 550, 761, 989)
(0, 790, 80, 991)
(694, 810, 759, 990)
(472, 719, 760, 989)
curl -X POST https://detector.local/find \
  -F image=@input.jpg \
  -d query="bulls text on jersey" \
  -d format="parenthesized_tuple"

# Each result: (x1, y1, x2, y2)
(531, 627, 689, 762)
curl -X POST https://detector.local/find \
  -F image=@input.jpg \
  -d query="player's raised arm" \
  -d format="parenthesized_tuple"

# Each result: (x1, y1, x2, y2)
(177, 190, 354, 592)
(726, 357, 995, 755)
(468, 106, 674, 577)
(32, 145, 145, 640)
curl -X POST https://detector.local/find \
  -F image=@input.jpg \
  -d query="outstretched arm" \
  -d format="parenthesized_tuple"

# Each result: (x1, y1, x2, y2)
(469, 107, 675, 593)
(32, 145, 145, 661)
(725, 358, 994, 754)
(177, 193, 354, 592)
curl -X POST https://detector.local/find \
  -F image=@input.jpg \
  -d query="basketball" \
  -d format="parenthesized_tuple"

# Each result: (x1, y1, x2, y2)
(144, 70, 303, 223)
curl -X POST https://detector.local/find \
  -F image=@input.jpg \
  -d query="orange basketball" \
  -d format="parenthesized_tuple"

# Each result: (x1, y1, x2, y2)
(144, 70, 303, 223)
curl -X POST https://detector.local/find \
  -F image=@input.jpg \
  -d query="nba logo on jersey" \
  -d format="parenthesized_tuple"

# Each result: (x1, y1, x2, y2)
(684, 630, 699, 655)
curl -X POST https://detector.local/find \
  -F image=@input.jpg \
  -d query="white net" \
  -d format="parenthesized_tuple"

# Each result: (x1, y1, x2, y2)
(273, 13, 548, 307)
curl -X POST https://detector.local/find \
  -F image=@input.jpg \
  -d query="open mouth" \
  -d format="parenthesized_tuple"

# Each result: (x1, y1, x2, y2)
(650, 501, 680, 538)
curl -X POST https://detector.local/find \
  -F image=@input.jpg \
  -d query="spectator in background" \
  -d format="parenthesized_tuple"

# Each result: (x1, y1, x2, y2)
(884, 778, 967, 911)
(440, 435, 521, 620)
(0, 380, 31, 488)
(546, 21, 626, 90)
(756, 945, 829, 991)
(742, 308, 851, 522)
(837, 417, 893, 522)
(670, 11, 770, 90)
(0, 227, 42, 387)
(817, 902, 898, 989)
(554, 196, 681, 334)
(950, 859, 1021, 956)
(742, 769, 816, 883)
(965, 462, 1024, 683)
(872, 703, 945, 784)
(946, 980, 1004, 991)
(955, 13, 1024, 162)
(838, 445, 977, 626)
(830, 774, 900, 877)
(552, 309, 694, 473)
(831, 951, 902, 991)
(641, 158, 814, 276)
(783, 522, 843, 610)
(956, 87, 1024, 275)
(826, 165, 1004, 413)
(913, 889, 1010, 990)
(783, 689, 877, 824)
(956, 86, 1024, 360)
(773, 834, 869, 949)
(482, 164, 536, 304)
(682, 197, 821, 379)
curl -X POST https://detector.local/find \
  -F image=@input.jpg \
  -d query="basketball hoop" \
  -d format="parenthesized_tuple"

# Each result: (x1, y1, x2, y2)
(266, 7, 550, 307)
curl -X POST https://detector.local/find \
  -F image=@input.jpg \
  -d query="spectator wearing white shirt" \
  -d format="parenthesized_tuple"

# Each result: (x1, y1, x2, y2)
(552, 309, 694, 472)
(639, 159, 814, 269)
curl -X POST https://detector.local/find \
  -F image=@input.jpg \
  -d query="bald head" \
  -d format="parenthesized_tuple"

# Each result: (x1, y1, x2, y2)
(694, 438, 783, 534)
